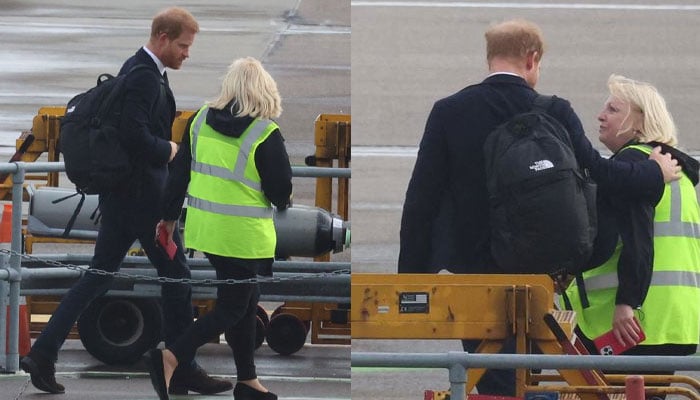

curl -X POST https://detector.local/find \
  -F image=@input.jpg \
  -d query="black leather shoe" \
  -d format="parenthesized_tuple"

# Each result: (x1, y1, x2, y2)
(143, 349, 169, 400)
(233, 382, 277, 400)
(20, 351, 65, 394)
(168, 364, 233, 395)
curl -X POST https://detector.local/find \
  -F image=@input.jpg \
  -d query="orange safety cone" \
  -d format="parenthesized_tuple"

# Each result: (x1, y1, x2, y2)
(0, 203, 12, 243)
(5, 296, 31, 357)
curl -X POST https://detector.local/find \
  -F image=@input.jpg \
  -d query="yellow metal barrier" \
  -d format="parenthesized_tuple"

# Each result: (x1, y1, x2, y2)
(311, 113, 351, 255)
(352, 273, 700, 400)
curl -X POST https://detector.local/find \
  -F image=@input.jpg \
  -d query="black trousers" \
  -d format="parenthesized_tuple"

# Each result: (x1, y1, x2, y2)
(462, 338, 516, 396)
(168, 253, 263, 381)
(32, 194, 194, 361)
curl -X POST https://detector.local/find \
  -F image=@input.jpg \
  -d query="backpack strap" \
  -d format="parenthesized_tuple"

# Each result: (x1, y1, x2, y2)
(532, 94, 554, 113)
(94, 64, 164, 121)
(52, 191, 86, 238)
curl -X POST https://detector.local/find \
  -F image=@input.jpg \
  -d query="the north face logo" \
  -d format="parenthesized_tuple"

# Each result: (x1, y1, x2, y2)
(529, 160, 554, 171)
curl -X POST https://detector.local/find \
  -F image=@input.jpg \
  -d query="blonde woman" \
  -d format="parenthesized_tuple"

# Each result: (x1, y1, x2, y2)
(145, 57, 292, 400)
(566, 74, 700, 383)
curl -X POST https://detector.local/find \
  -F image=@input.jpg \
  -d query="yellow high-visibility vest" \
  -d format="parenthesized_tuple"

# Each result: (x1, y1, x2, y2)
(184, 106, 278, 259)
(566, 144, 700, 345)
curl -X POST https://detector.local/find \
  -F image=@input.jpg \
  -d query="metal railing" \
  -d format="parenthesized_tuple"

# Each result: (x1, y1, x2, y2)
(352, 351, 700, 399)
(0, 161, 350, 373)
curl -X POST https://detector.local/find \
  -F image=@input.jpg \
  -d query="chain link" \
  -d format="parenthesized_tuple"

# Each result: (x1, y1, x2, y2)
(0, 249, 349, 285)
(12, 377, 30, 400)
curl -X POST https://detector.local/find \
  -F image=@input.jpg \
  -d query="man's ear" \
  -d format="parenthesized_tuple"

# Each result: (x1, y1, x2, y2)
(525, 51, 538, 71)
(155, 32, 170, 48)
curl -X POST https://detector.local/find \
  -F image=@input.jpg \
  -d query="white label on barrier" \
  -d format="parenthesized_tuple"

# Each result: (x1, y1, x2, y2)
(399, 292, 429, 313)
(377, 305, 389, 314)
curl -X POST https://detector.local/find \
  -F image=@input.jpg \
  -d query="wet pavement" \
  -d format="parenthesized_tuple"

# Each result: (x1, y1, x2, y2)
(2, 337, 350, 399)
(0, 0, 350, 166)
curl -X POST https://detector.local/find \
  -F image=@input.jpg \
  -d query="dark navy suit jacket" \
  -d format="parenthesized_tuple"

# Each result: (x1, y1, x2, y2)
(115, 47, 175, 216)
(398, 74, 664, 274)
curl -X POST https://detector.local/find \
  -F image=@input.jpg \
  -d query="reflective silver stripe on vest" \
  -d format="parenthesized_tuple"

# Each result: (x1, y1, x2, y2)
(655, 221, 700, 239)
(584, 270, 700, 291)
(654, 181, 700, 238)
(191, 162, 237, 182)
(584, 178, 700, 291)
(190, 109, 273, 192)
(188, 195, 273, 218)
(190, 106, 208, 158)
(230, 119, 273, 191)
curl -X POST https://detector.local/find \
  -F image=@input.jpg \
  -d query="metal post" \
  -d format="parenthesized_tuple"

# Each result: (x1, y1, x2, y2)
(448, 351, 467, 400)
(6, 163, 25, 372)
(0, 263, 8, 370)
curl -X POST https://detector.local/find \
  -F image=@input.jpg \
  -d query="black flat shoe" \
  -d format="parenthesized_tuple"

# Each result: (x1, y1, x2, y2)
(144, 349, 169, 400)
(233, 382, 277, 400)
(20, 352, 65, 394)
(168, 364, 233, 395)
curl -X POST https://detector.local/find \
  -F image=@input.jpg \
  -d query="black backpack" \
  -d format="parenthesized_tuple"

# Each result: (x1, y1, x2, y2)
(59, 64, 162, 195)
(55, 65, 163, 236)
(483, 95, 597, 275)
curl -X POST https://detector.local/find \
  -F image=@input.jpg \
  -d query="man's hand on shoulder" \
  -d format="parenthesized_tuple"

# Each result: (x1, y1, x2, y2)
(649, 146, 681, 183)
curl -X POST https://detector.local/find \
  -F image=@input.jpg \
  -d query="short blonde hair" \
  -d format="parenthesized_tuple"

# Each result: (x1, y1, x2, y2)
(607, 74, 678, 147)
(209, 57, 282, 119)
(151, 7, 199, 40)
(485, 19, 545, 63)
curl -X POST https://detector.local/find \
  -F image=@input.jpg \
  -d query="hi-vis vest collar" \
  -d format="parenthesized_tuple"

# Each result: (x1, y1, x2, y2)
(190, 106, 275, 193)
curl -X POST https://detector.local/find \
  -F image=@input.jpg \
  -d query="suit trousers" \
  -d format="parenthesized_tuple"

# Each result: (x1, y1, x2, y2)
(462, 338, 516, 396)
(168, 253, 260, 381)
(32, 194, 193, 362)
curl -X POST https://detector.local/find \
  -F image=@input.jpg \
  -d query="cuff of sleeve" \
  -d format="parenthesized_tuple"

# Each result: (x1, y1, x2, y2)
(156, 139, 173, 165)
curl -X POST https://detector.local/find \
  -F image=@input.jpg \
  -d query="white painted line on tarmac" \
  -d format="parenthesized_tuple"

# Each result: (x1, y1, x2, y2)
(352, 146, 418, 157)
(354, 202, 404, 211)
(351, 2, 700, 11)
(284, 24, 351, 35)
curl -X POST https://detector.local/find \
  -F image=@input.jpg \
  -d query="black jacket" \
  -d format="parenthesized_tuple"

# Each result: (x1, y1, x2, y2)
(591, 142, 700, 308)
(398, 74, 665, 274)
(162, 103, 293, 221)
(114, 47, 175, 215)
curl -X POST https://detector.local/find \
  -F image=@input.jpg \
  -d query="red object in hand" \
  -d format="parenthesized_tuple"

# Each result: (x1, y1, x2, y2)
(594, 323, 646, 355)
(157, 224, 177, 260)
